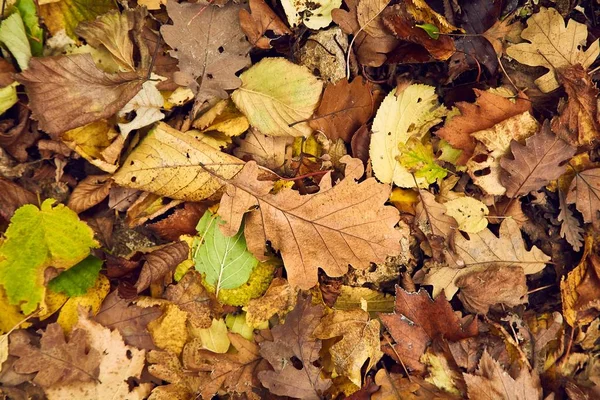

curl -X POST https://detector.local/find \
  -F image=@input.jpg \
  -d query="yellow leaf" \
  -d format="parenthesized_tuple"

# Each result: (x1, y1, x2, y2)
(232, 58, 323, 137)
(113, 122, 244, 201)
(56, 274, 110, 333)
(193, 99, 249, 138)
(148, 303, 189, 355)
(370, 84, 447, 187)
(444, 197, 489, 233)
(0, 82, 18, 116)
(245, 277, 296, 328)
(0, 288, 31, 334)
(198, 318, 230, 353)
(333, 285, 395, 314)
(38, 289, 68, 321)
(225, 313, 257, 340)
(40, 0, 116, 38)
(561, 234, 596, 327)
(389, 188, 419, 213)
(506, 7, 600, 93)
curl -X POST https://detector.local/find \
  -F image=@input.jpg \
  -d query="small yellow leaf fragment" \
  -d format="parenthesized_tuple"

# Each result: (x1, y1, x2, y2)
(444, 197, 489, 233)
(198, 318, 230, 353)
(389, 187, 419, 214)
(148, 303, 189, 355)
(57, 274, 110, 333)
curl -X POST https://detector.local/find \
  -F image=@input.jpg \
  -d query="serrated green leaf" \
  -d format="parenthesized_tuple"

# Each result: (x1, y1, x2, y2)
(0, 12, 31, 70)
(16, 0, 43, 56)
(48, 255, 103, 297)
(0, 199, 99, 314)
(193, 211, 258, 295)
(0, 82, 18, 116)
(398, 138, 448, 185)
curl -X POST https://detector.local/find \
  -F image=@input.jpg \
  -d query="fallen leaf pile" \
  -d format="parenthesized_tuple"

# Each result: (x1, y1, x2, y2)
(2, 1, 600, 398)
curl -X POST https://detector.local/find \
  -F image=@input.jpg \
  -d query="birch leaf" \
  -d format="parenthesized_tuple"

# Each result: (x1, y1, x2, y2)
(113, 122, 244, 201)
(232, 58, 323, 137)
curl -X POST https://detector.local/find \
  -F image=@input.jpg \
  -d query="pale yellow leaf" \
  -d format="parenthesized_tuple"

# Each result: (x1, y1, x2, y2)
(147, 303, 188, 356)
(198, 318, 230, 353)
(444, 197, 489, 233)
(118, 78, 165, 137)
(280, 0, 342, 29)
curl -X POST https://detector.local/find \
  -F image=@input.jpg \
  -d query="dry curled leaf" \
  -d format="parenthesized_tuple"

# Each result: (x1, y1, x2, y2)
(500, 122, 576, 198)
(67, 175, 112, 214)
(16, 54, 143, 137)
(558, 188, 584, 252)
(0, 178, 37, 221)
(566, 168, 600, 229)
(239, 0, 291, 50)
(165, 270, 219, 330)
(135, 241, 189, 293)
(217, 156, 403, 289)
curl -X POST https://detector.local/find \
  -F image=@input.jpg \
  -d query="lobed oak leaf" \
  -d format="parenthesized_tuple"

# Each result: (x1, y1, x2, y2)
(435, 89, 532, 165)
(566, 168, 600, 229)
(217, 156, 403, 289)
(165, 270, 219, 330)
(309, 77, 375, 142)
(239, 0, 291, 50)
(258, 294, 332, 399)
(161, 1, 250, 103)
(16, 54, 144, 137)
(67, 174, 112, 214)
(9, 323, 101, 388)
(421, 218, 550, 299)
(135, 241, 189, 293)
(313, 308, 383, 386)
(552, 64, 600, 147)
(558, 189, 584, 252)
(380, 286, 478, 372)
(463, 351, 542, 400)
(506, 7, 599, 93)
(113, 122, 244, 201)
(500, 122, 576, 198)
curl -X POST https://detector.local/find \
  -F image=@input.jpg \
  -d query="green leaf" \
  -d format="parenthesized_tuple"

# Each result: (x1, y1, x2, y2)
(0, 82, 18, 116)
(416, 23, 440, 39)
(193, 211, 258, 295)
(48, 255, 103, 297)
(0, 12, 31, 70)
(15, 0, 43, 56)
(398, 138, 448, 185)
(0, 199, 99, 314)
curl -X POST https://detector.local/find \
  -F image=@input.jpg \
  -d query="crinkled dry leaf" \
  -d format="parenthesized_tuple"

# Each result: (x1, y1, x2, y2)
(135, 241, 189, 293)
(67, 175, 112, 214)
(165, 270, 218, 330)
(113, 122, 244, 201)
(506, 7, 599, 93)
(501, 122, 576, 198)
(161, 2, 250, 102)
(146, 350, 201, 399)
(245, 277, 296, 328)
(380, 286, 478, 372)
(239, 0, 291, 49)
(16, 54, 143, 137)
(373, 369, 459, 399)
(218, 156, 403, 289)
(415, 190, 458, 254)
(558, 189, 584, 252)
(0, 177, 37, 221)
(9, 323, 100, 388)
(313, 308, 382, 386)
(421, 218, 550, 299)
(258, 295, 332, 399)
(566, 168, 600, 229)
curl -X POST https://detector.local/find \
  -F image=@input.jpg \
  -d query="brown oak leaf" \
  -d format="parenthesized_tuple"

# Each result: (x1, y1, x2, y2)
(16, 54, 144, 137)
(217, 156, 403, 289)
(161, 1, 250, 103)
(380, 286, 478, 372)
(258, 295, 332, 399)
(309, 77, 375, 142)
(463, 351, 542, 400)
(239, 0, 291, 50)
(372, 366, 460, 399)
(135, 241, 189, 293)
(435, 90, 532, 165)
(501, 122, 576, 198)
(9, 323, 101, 388)
(415, 190, 458, 259)
(566, 168, 600, 229)
(67, 175, 113, 214)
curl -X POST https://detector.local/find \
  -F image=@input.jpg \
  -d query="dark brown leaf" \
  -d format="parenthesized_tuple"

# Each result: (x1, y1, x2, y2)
(0, 105, 36, 162)
(501, 122, 576, 198)
(135, 241, 189, 293)
(147, 202, 208, 241)
(380, 286, 478, 372)
(558, 188, 584, 251)
(239, 0, 291, 50)
(16, 54, 143, 137)
(0, 178, 37, 221)
(67, 175, 113, 214)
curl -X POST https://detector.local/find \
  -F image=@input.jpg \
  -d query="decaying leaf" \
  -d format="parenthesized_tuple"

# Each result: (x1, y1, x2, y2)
(380, 286, 478, 372)
(40, 0, 116, 38)
(232, 57, 323, 137)
(415, 190, 458, 253)
(421, 218, 550, 299)
(506, 7, 599, 93)
(16, 54, 144, 137)
(218, 156, 403, 289)
(245, 278, 296, 328)
(444, 197, 489, 234)
(113, 123, 244, 201)
(161, 1, 250, 102)
(314, 308, 382, 386)
(373, 369, 459, 399)
(165, 270, 217, 330)
(135, 241, 189, 293)
(280, 0, 341, 29)
(558, 189, 584, 252)
(501, 122, 576, 198)
(258, 295, 332, 399)
(566, 168, 600, 229)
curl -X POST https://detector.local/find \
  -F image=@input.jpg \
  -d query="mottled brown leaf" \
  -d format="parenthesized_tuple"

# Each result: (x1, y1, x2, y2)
(501, 122, 576, 198)
(380, 286, 478, 372)
(258, 295, 332, 399)
(164, 270, 219, 330)
(558, 188, 584, 252)
(9, 324, 100, 387)
(16, 54, 143, 136)
(67, 175, 112, 214)
(233, 128, 292, 171)
(218, 156, 403, 289)
(135, 241, 189, 293)
(373, 369, 459, 399)
(566, 168, 600, 229)
(415, 190, 458, 255)
(239, 0, 291, 49)
(436, 90, 532, 165)
(309, 77, 375, 142)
